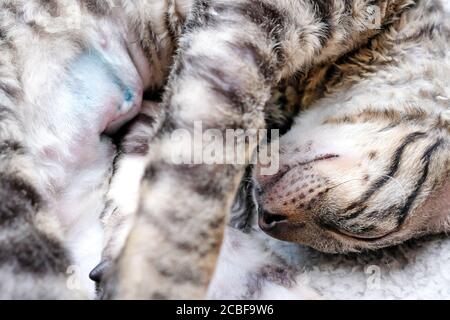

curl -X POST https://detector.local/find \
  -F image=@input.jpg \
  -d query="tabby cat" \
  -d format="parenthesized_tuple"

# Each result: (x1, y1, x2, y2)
(0, 0, 448, 300)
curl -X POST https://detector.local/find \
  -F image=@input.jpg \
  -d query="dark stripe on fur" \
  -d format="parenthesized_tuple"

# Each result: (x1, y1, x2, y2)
(0, 174, 41, 226)
(314, 0, 334, 46)
(135, 113, 156, 127)
(0, 2, 19, 15)
(120, 136, 150, 156)
(229, 166, 255, 232)
(183, 54, 262, 115)
(0, 140, 23, 155)
(0, 27, 6, 40)
(347, 223, 376, 235)
(0, 82, 20, 100)
(164, 12, 179, 43)
(397, 139, 444, 224)
(185, 0, 287, 66)
(229, 41, 275, 83)
(395, 23, 441, 44)
(80, 0, 112, 16)
(0, 229, 69, 274)
(0, 175, 69, 274)
(39, 0, 59, 17)
(184, 0, 217, 31)
(378, 123, 401, 132)
(235, 0, 286, 65)
(365, 205, 399, 220)
(345, 132, 427, 217)
(146, 163, 241, 200)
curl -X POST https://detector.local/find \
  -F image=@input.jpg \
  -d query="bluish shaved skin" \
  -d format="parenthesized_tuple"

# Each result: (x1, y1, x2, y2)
(67, 49, 135, 116)
(124, 87, 134, 104)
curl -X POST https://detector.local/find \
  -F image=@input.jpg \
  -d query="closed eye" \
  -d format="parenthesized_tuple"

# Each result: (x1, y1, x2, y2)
(328, 227, 395, 242)
(316, 218, 395, 242)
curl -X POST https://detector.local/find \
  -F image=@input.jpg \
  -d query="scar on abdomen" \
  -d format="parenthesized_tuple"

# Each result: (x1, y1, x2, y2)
(117, 87, 134, 111)
(124, 87, 134, 102)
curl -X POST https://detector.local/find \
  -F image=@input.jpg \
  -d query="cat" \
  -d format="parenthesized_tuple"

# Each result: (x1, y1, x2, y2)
(0, 0, 448, 300)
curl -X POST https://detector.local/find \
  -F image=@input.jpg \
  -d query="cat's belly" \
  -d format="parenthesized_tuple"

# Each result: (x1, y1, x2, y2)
(66, 48, 144, 135)
(19, 18, 152, 298)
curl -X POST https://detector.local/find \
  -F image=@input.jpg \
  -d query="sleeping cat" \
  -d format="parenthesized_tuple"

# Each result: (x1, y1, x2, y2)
(0, 0, 448, 299)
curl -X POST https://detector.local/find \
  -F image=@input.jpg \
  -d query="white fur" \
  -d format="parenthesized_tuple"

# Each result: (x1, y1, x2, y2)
(209, 226, 450, 299)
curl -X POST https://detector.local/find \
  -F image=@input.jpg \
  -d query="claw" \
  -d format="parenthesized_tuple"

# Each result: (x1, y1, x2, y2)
(89, 260, 111, 283)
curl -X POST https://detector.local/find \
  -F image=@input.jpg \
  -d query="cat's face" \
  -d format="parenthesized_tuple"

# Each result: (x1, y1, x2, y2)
(254, 105, 450, 253)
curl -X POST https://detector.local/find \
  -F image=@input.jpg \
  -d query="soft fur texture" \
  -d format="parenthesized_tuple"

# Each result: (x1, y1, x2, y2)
(254, 0, 450, 253)
(0, 0, 448, 300)
(209, 226, 450, 299)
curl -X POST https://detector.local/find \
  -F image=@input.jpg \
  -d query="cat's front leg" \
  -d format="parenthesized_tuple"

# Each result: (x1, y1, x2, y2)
(102, 1, 282, 300)
(90, 101, 163, 286)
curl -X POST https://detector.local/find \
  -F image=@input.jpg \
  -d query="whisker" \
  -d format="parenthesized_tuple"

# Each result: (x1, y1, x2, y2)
(327, 171, 407, 200)
(366, 169, 408, 200)
(327, 178, 367, 190)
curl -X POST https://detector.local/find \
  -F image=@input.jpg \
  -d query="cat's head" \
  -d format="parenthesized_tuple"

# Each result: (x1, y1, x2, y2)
(254, 104, 450, 253)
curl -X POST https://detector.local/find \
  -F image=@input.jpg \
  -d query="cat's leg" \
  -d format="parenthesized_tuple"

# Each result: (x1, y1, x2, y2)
(91, 101, 164, 286)
(105, 0, 414, 299)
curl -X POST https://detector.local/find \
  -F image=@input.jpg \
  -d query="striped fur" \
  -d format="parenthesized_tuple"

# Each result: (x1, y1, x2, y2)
(0, 7, 77, 297)
(253, 0, 450, 253)
(0, 0, 447, 300)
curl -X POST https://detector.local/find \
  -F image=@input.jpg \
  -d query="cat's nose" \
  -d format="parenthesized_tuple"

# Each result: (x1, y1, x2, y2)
(258, 208, 289, 231)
